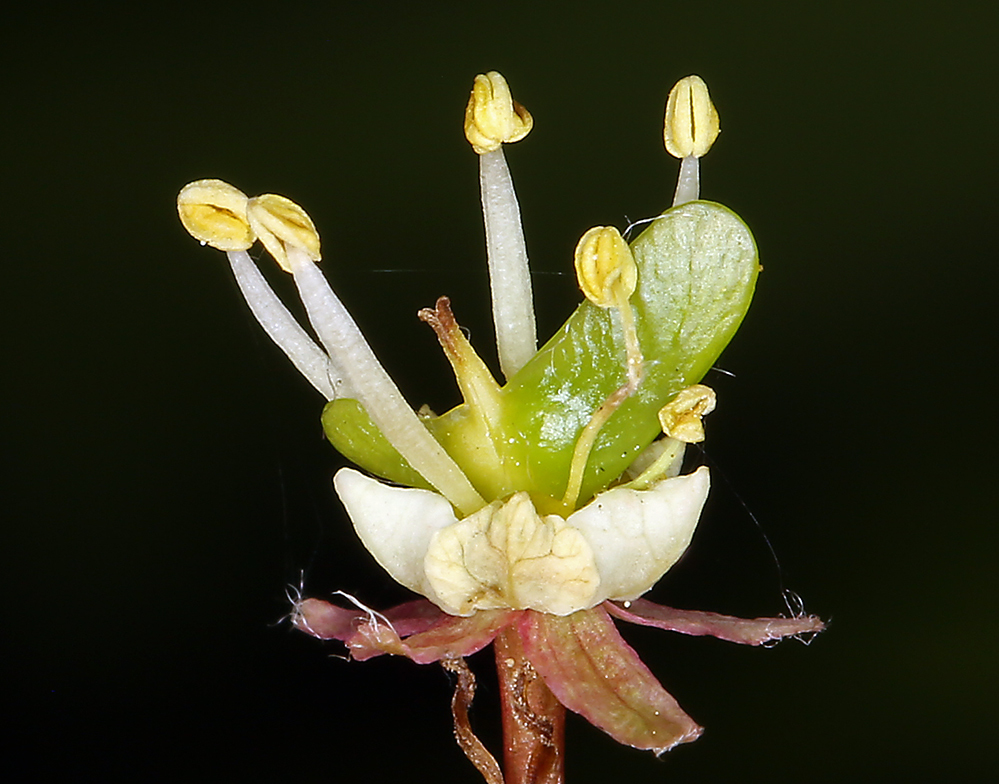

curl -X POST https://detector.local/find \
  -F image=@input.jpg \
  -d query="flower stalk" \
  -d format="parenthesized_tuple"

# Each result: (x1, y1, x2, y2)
(495, 627, 565, 784)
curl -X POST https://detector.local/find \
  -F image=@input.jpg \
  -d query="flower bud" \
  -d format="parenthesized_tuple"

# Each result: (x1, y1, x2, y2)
(246, 193, 321, 272)
(464, 71, 533, 154)
(177, 179, 255, 251)
(658, 384, 717, 443)
(663, 75, 720, 159)
(573, 226, 638, 308)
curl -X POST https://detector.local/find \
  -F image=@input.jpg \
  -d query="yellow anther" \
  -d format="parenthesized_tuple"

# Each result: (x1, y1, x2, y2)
(658, 384, 717, 443)
(664, 75, 720, 159)
(245, 193, 321, 273)
(177, 179, 255, 251)
(464, 71, 533, 154)
(573, 226, 637, 309)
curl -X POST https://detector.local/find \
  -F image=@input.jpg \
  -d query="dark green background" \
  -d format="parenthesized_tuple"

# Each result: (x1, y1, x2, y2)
(5, 3, 996, 780)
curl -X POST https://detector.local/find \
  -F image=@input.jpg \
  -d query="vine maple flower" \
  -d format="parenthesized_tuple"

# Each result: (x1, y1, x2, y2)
(178, 72, 823, 779)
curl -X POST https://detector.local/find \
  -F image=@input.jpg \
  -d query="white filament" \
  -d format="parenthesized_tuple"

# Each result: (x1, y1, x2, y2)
(479, 148, 537, 379)
(672, 155, 700, 206)
(286, 246, 485, 516)
(227, 250, 339, 400)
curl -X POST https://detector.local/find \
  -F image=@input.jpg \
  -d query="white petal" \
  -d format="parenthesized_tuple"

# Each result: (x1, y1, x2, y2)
(569, 466, 710, 602)
(333, 468, 457, 602)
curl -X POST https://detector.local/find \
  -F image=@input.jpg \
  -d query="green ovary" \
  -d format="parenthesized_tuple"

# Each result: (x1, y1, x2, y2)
(322, 201, 758, 513)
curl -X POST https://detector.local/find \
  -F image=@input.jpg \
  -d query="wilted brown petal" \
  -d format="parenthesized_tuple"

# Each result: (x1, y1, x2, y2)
(518, 607, 702, 756)
(605, 599, 826, 645)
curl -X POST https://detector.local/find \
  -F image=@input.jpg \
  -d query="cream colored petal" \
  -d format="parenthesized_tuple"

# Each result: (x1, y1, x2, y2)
(569, 466, 710, 602)
(333, 467, 457, 603)
(424, 492, 600, 616)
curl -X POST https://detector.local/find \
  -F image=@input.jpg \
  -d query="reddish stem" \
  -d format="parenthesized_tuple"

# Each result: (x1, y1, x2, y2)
(494, 626, 565, 784)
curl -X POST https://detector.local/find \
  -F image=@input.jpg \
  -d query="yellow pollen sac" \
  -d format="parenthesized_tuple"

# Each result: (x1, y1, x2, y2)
(245, 193, 321, 273)
(424, 492, 600, 616)
(663, 75, 720, 159)
(177, 179, 256, 251)
(573, 226, 638, 309)
(658, 384, 717, 443)
(463, 71, 533, 154)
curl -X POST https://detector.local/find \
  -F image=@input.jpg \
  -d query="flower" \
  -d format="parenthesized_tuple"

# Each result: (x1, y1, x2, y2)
(178, 72, 823, 769)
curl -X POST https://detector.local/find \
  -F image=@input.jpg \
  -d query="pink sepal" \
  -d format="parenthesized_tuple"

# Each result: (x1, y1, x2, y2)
(292, 597, 365, 640)
(381, 599, 447, 637)
(519, 607, 702, 755)
(293, 598, 444, 641)
(349, 608, 522, 663)
(606, 598, 825, 645)
(293, 596, 521, 664)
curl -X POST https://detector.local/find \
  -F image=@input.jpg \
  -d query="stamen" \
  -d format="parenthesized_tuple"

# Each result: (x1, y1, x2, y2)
(226, 250, 341, 400)
(178, 180, 339, 398)
(620, 385, 716, 490)
(479, 149, 537, 378)
(621, 438, 686, 491)
(285, 246, 485, 516)
(179, 181, 486, 514)
(465, 71, 537, 379)
(672, 155, 700, 207)
(658, 384, 716, 443)
(572, 226, 643, 387)
(663, 75, 720, 206)
(562, 227, 644, 508)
